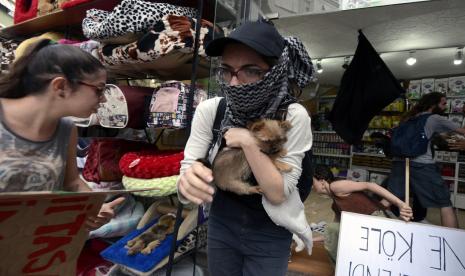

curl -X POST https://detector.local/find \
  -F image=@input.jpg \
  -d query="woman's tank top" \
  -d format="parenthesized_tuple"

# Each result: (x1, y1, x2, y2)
(0, 105, 73, 192)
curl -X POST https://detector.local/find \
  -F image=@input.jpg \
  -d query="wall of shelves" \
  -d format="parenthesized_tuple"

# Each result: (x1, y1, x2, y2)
(313, 98, 351, 178)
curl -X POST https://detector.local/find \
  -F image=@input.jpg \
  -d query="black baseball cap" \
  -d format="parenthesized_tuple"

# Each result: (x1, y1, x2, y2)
(205, 20, 285, 58)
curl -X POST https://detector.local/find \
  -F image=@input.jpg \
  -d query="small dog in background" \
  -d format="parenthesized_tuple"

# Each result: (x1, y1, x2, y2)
(212, 119, 292, 195)
(125, 213, 176, 255)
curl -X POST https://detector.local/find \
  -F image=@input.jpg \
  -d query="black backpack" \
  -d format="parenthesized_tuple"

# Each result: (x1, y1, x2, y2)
(211, 98, 313, 201)
(390, 113, 432, 158)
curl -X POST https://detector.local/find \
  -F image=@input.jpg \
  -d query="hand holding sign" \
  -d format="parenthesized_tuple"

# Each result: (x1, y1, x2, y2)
(398, 202, 413, 222)
(85, 196, 126, 231)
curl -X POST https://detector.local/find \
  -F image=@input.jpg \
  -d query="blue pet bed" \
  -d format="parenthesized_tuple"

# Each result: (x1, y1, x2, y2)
(100, 217, 184, 272)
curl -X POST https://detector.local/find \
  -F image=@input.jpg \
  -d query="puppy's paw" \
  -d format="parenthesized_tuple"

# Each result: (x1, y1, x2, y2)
(293, 234, 305, 252)
(141, 247, 152, 255)
(248, 186, 263, 194)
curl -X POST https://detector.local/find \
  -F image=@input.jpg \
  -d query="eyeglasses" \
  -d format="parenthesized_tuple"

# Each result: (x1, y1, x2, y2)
(216, 66, 268, 84)
(78, 81, 107, 98)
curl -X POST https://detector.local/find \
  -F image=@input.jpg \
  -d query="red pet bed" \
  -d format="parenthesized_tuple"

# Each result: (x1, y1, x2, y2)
(119, 150, 184, 179)
(14, 0, 39, 24)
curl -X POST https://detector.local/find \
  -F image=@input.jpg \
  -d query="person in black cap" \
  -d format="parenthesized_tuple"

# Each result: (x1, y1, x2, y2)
(177, 20, 315, 275)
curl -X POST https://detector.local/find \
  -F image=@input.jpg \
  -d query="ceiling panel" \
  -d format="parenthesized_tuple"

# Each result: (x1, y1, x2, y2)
(274, 0, 465, 86)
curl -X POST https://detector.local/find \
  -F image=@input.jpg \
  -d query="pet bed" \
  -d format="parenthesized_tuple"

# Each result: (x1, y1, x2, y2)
(82, 0, 197, 42)
(119, 150, 183, 179)
(100, 215, 184, 272)
(122, 175, 179, 197)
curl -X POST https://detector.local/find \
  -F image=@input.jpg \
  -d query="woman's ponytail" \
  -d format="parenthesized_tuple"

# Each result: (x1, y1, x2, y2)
(0, 39, 52, 98)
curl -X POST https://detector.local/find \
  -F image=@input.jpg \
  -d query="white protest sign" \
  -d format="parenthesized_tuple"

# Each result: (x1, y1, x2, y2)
(336, 212, 465, 276)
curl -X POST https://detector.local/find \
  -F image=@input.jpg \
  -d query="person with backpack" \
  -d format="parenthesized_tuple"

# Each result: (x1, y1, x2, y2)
(176, 20, 314, 275)
(387, 92, 465, 228)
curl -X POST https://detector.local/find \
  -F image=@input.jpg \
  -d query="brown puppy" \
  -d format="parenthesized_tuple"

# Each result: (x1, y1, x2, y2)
(125, 214, 176, 255)
(212, 119, 292, 195)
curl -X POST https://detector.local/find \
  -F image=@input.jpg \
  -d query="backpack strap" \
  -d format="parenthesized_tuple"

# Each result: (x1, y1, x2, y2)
(275, 106, 288, 121)
(212, 97, 227, 144)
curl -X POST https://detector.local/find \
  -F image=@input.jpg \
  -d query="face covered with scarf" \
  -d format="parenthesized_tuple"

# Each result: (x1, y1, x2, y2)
(217, 36, 315, 129)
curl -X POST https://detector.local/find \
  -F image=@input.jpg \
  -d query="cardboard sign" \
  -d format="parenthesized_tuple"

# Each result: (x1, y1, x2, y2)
(336, 212, 465, 276)
(0, 189, 159, 276)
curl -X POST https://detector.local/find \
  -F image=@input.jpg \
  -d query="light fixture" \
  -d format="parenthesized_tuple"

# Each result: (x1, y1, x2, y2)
(454, 47, 463, 65)
(406, 50, 417, 66)
(316, 59, 323, 74)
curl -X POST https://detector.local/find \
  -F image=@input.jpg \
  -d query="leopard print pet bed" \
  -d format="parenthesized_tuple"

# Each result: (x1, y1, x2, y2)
(82, 0, 197, 42)
(97, 14, 223, 66)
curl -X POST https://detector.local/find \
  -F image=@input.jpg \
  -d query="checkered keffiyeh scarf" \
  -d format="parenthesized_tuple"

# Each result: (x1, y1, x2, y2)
(219, 36, 314, 128)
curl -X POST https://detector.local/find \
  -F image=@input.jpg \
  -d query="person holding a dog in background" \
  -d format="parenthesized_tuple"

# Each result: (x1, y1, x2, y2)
(0, 39, 124, 231)
(387, 92, 465, 228)
(177, 20, 314, 275)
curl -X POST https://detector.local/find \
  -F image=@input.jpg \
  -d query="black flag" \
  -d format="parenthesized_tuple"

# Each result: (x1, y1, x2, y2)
(329, 30, 404, 144)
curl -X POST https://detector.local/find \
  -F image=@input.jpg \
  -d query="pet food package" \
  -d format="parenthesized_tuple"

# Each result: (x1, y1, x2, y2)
(450, 98, 465, 113)
(407, 80, 421, 99)
(448, 76, 465, 96)
(435, 150, 459, 163)
(147, 81, 207, 128)
(434, 78, 449, 94)
(421, 78, 435, 95)
(346, 168, 368, 182)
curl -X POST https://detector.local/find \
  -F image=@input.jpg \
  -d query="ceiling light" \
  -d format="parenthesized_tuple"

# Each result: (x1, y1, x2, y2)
(406, 51, 417, 66)
(454, 47, 463, 65)
(316, 59, 323, 74)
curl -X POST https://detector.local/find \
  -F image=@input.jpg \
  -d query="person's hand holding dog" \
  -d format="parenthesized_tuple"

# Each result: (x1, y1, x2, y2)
(178, 161, 215, 205)
(224, 128, 256, 148)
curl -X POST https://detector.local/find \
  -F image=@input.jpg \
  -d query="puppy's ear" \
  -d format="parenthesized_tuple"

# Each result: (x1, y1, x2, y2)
(279, 120, 292, 131)
(249, 120, 265, 132)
